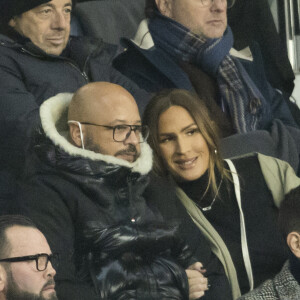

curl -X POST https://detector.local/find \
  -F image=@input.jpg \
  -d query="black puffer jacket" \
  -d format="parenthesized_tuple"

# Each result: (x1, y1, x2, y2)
(15, 93, 190, 300)
(0, 28, 148, 206)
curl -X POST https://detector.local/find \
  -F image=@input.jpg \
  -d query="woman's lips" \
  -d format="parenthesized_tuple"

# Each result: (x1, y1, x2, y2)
(175, 157, 198, 170)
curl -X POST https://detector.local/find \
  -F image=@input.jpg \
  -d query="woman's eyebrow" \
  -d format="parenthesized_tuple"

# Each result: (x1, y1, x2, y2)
(159, 123, 197, 136)
(181, 123, 197, 132)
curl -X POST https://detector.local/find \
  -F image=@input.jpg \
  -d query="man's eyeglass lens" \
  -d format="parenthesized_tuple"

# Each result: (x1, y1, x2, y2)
(36, 254, 59, 271)
(113, 125, 149, 143)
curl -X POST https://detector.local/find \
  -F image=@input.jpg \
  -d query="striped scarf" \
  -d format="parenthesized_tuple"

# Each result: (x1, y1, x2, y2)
(149, 14, 271, 133)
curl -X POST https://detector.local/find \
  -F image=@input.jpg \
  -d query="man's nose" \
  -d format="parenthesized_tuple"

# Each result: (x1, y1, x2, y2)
(51, 11, 67, 29)
(124, 129, 140, 145)
(211, 0, 227, 10)
(45, 261, 56, 278)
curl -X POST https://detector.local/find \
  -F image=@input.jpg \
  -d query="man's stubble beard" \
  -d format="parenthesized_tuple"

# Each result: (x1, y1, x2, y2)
(84, 135, 139, 162)
(5, 268, 57, 300)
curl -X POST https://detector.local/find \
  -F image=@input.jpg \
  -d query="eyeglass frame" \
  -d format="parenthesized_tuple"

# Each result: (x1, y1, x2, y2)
(79, 122, 149, 143)
(0, 253, 58, 271)
(199, 0, 235, 8)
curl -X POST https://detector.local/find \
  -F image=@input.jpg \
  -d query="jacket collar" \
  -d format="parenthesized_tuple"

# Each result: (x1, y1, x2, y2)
(131, 19, 253, 62)
(39, 93, 153, 176)
(0, 30, 104, 68)
(274, 260, 300, 297)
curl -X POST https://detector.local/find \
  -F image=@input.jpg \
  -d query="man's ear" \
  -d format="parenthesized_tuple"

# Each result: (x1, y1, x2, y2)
(69, 123, 84, 148)
(287, 232, 300, 259)
(155, 0, 173, 17)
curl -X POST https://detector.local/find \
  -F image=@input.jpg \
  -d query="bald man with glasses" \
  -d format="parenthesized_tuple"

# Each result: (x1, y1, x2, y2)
(0, 215, 57, 300)
(14, 82, 212, 300)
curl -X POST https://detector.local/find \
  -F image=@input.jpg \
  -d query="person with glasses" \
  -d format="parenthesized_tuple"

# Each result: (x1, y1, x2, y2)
(114, 0, 298, 135)
(0, 215, 57, 300)
(14, 82, 210, 300)
(113, 0, 300, 170)
(0, 0, 149, 217)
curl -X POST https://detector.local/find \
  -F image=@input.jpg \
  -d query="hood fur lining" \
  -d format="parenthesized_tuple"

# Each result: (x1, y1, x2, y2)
(40, 93, 153, 175)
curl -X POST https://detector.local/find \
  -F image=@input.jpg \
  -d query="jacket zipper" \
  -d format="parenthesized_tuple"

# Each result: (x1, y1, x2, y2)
(65, 61, 89, 83)
(127, 175, 138, 223)
(20, 47, 90, 83)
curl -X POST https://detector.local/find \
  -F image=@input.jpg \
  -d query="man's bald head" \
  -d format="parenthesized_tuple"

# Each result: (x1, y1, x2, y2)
(68, 82, 138, 123)
(68, 82, 142, 162)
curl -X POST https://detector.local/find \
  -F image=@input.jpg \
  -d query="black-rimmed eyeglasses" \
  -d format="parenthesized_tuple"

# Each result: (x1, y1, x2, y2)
(0, 253, 59, 271)
(80, 123, 149, 143)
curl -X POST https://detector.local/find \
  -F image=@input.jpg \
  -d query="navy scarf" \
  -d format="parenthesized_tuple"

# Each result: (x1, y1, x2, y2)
(149, 13, 271, 133)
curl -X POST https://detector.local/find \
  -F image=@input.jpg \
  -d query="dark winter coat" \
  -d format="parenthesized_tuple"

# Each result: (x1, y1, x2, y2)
(166, 153, 300, 299)
(237, 260, 300, 300)
(113, 20, 297, 130)
(14, 93, 191, 300)
(0, 30, 148, 200)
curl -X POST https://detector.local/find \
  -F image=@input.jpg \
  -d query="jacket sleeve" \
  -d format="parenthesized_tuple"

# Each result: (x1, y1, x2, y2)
(266, 82, 298, 128)
(242, 42, 298, 129)
(83, 222, 192, 264)
(14, 180, 99, 300)
(82, 222, 190, 299)
(0, 54, 41, 171)
(257, 153, 300, 207)
(0, 52, 41, 132)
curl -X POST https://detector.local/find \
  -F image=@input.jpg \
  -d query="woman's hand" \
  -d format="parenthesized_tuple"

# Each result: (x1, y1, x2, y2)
(186, 262, 208, 299)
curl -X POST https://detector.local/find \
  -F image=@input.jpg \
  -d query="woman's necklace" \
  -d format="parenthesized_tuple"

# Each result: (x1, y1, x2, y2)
(197, 178, 223, 212)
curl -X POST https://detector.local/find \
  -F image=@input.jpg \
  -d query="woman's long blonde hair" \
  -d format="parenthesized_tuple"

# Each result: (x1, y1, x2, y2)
(143, 89, 229, 194)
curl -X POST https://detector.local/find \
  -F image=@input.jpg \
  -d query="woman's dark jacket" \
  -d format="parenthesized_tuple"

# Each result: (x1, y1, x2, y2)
(14, 93, 192, 300)
(148, 153, 300, 299)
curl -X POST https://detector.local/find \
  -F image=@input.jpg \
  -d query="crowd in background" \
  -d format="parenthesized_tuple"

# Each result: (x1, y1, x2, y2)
(0, 0, 300, 299)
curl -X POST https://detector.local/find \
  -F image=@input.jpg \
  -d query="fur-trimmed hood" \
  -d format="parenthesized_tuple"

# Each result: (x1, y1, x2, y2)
(37, 93, 153, 176)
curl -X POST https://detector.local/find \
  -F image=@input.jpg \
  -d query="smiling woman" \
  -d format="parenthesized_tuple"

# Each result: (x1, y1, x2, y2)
(158, 105, 210, 182)
(144, 89, 227, 195)
(143, 89, 300, 298)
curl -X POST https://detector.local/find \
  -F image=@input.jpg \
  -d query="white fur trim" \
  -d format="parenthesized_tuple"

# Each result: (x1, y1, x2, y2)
(40, 93, 153, 175)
